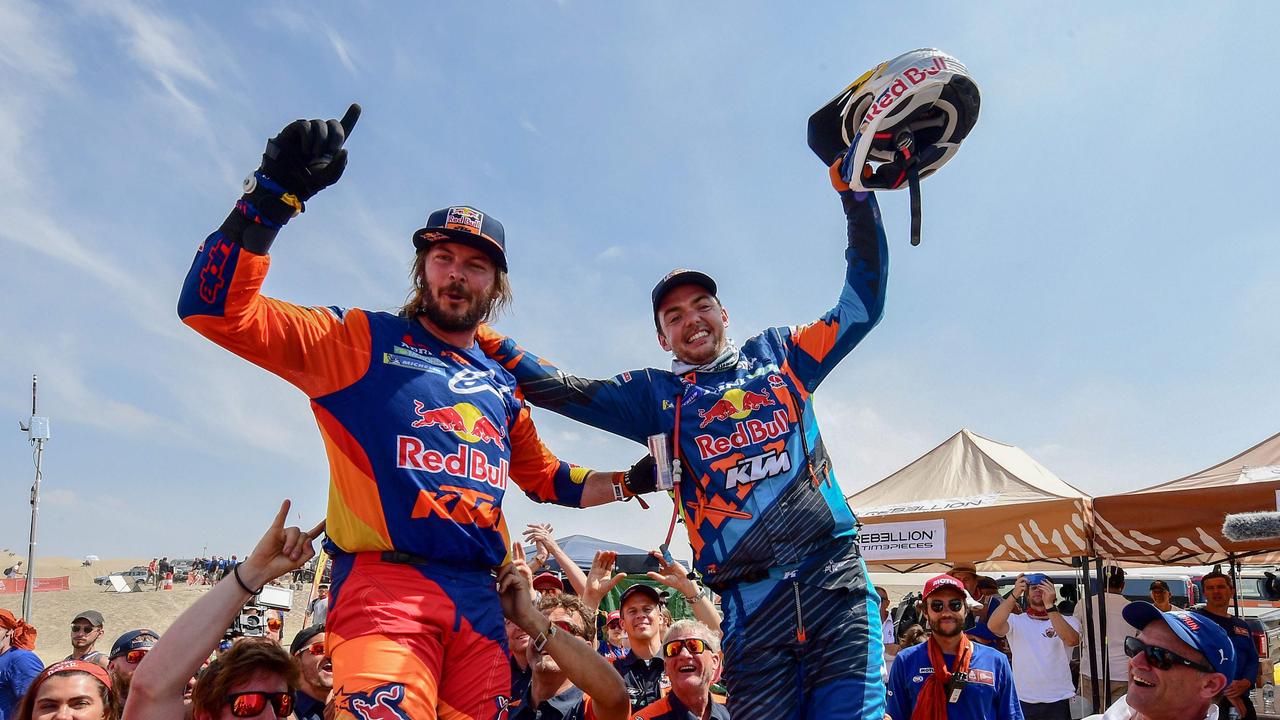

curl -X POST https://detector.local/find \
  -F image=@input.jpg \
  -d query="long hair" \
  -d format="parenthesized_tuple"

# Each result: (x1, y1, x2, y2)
(190, 638, 299, 718)
(12, 669, 121, 720)
(399, 248, 512, 322)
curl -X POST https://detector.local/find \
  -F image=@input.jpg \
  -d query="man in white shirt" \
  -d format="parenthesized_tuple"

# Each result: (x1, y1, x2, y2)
(988, 573, 1081, 720)
(1085, 602, 1234, 720)
(1076, 567, 1137, 712)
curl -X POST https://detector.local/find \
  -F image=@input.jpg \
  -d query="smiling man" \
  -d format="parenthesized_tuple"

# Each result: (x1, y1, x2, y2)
(179, 106, 647, 720)
(1085, 602, 1235, 720)
(611, 584, 671, 712)
(289, 624, 331, 720)
(481, 158, 890, 720)
(886, 575, 1020, 720)
(635, 620, 727, 720)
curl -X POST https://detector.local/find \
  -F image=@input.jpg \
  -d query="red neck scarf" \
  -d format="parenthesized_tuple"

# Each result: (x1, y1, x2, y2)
(911, 632, 973, 720)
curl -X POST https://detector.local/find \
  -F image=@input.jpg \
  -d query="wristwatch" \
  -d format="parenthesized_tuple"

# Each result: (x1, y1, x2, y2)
(531, 622, 558, 653)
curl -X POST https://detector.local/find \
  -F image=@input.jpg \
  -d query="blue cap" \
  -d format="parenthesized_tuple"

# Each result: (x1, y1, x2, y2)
(1122, 602, 1235, 679)
(412, 206, 507, 271)
(109, 629, 159, 659)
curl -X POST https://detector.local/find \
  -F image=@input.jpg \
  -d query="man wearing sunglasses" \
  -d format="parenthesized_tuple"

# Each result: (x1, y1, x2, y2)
(289, 624, 330, 720)
(108, 628, 159, 707)
(886, 575, 1021, 720)
(988, 574, 1081, 720)
(634, 620, 727, 720)
(66, 611, 109, 669)
(1084, 602, 1235, 720)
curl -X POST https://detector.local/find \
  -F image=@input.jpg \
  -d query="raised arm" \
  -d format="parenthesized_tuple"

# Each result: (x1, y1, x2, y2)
(646, 553, 722, 637)
(524, 524, 589, 595)
(987, 575, 1027, 638)
(782, 166, 889, 393)
(124, 501, 322, 719)
(177, 106, 368, 400)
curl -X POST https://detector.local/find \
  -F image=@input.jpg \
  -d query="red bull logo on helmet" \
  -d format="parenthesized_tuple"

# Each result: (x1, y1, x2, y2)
(411, 400, 506, 450)
(697, 388, 776, 428)
(859, 55, 953, 133)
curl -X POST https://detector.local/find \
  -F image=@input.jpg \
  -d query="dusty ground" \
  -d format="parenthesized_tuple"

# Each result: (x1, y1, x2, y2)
(0, 551, 314, 665)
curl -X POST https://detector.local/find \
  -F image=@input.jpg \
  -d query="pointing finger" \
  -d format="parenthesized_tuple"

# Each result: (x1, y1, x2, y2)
(271, 500, 291, 530)
(339, 103, 361, 137)
(307, 519, 326, 539)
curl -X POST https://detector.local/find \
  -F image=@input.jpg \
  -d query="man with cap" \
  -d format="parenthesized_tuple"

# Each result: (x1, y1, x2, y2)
(885, 574, 1021, 720)
(480, 156, 890, 720)
(66, 610, 109, 669)
(1149, 580, 1175, 612)
(600, 611, 629, 661)
(608, 584, 671, 712)
(988, 575, 1081, 720)
(534, 573, 566, 597)
(1084, 602, 1235, 720)
(290, 623, 331, 720)
(179, 105, 649, 720)
(106, 628, 158, 706)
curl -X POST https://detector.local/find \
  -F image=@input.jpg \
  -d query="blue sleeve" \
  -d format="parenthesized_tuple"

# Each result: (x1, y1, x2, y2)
(997, 653, 1023, 720)
(477, 327, 662, 444)
(9, 651, 45, 709)
(784, 191, 888, 393)
(1238, 631, 1260, 684)
(884, 650, 913, 720)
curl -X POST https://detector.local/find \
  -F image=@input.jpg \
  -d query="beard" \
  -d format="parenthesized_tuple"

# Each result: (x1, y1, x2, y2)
(420, 278, 493, 332)
(930, 617, 965, 638)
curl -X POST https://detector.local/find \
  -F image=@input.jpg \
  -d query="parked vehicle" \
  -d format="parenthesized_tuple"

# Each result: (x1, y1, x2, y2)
(94, 566, 150, 587)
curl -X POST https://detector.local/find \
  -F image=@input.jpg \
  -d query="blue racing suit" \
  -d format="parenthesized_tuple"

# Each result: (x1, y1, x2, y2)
(480, 190, 888, 720)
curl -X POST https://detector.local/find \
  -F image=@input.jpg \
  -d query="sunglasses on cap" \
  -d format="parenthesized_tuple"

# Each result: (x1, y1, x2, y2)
(929, 599, 965, 613)
(1123, 636, 1214, 673)
(228, 691, 294, 718)
(663, 638, 710, 658)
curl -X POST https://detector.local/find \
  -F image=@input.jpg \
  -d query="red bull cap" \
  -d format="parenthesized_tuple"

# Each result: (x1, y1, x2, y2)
(413, 205, 508, 271)
(651, 269, 718, 328)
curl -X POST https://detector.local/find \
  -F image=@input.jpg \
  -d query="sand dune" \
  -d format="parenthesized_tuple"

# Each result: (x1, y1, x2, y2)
(0, 552, 314, 665)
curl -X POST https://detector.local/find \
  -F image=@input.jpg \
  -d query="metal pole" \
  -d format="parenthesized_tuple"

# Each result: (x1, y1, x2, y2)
(21, 375, 44, 620)
(1080, 557, 1101, 712)
(1231, 557, 1241, 617)
(1097, 557, 1112, 707)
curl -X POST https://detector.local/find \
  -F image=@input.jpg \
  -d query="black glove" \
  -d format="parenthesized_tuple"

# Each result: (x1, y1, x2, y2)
(225, 104, 361, 254)
(260, 103, 361, 201)
(622, 455, 659, 496)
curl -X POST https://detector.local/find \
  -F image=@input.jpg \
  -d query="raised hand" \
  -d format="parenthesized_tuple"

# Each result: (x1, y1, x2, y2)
(581, 550, 627, 610)
(260, 103, 361, 201)
(240, 500, 325, 590)
(645, 552, 698, 598)
(497, 542, 541, 632)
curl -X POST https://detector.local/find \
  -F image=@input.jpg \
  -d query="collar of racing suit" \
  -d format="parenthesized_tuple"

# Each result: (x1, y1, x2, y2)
(671, 339, 741, 375)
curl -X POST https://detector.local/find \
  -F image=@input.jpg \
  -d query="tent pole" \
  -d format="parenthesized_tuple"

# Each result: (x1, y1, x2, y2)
(1230, 556, 1242, 617)
(1079, 556, 1101, 712)
(1097, 557, 1112, 707)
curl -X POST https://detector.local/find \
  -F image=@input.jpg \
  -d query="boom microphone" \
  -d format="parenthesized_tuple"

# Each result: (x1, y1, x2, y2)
(1222, 511, 1280, 542)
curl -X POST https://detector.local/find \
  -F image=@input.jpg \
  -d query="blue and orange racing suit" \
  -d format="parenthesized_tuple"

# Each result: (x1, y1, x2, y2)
(480, 190, 889, 720)
(179, 207, 595, 720)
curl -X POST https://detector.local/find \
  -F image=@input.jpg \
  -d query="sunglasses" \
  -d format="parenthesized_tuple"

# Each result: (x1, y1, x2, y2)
(929, 599, 965, 613)
(305, 641, 326, 657)
(266, 618, 282, 631)
(663, 638, 710, 658)
(125, 648, 150, 664)
(228, 691, 294, 718)
(1123, 636, 1214, 673)
(71, 624, 98, 634)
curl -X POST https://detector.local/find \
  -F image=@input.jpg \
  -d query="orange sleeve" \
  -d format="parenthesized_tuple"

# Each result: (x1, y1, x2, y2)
(506, 403, 591, 507)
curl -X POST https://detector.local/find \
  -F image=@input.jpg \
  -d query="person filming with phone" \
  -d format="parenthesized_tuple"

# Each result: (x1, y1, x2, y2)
(988, 573, 1081, 720)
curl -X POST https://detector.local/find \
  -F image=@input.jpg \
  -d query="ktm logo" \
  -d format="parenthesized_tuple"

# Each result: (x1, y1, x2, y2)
(722, 449, 791, 489)
(412, 401, 506, 450)
(413, 484, 503, 528)
(344, 683, 411, 720)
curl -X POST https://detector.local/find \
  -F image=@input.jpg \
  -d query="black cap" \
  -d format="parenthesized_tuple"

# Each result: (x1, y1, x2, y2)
(290, 623, 326, 655)
(619, 583, 663, 608)
(412, 206, 507, 271)
(1149, 580, 1170, 591)
(73, 610, 104, 628)
(651, 269, 718, 322)
(110, 629, 159, 659)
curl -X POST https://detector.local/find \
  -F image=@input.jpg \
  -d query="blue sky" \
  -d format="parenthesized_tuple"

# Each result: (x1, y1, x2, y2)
(2, 2, 1276, 560)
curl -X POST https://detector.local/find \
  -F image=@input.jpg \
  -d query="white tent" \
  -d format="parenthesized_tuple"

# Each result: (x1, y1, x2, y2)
(846, 429, 1092, 572)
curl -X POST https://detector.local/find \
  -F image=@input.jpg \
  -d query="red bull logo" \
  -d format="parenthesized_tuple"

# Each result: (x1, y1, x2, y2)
(860, 55, 953, 133)
(697, 388, 776, 428)
(694, 408, 791, 460)
(396, 439, 509, 489)
(412, 401, 506, 450)
(444, 206, 483, 234)
(343, 682, 411, 720)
